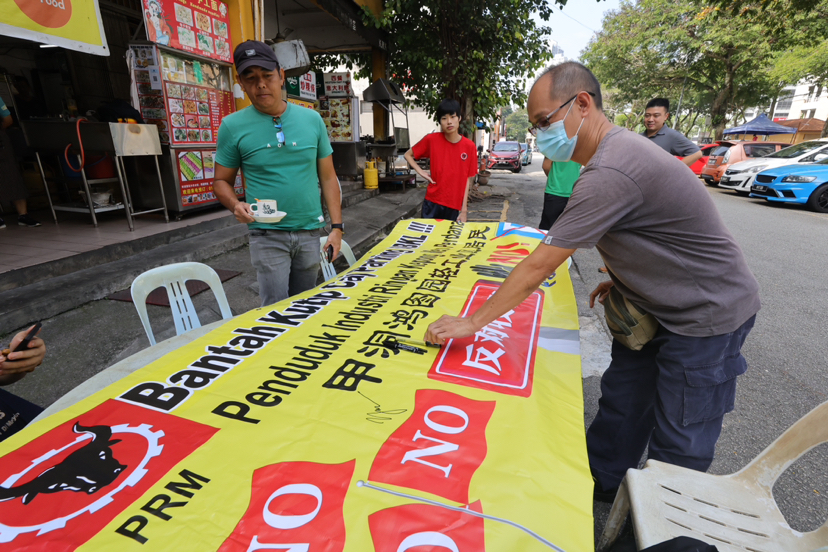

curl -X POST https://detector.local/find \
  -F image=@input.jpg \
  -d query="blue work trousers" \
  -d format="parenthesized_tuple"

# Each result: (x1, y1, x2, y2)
(587, 315, 756, 491)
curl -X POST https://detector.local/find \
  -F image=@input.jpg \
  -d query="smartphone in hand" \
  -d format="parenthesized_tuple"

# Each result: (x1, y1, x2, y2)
(326, 245, 334, 263)
(2, 322, 42, 356)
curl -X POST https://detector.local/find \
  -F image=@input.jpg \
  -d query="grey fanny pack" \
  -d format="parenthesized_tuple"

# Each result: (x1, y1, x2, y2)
(603, 287, 659, 351)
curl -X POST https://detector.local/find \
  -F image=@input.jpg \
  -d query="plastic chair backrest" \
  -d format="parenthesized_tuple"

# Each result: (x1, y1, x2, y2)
(130, 262, 233, 346)
(598, 399, 828, 552)
(319, 237, 357, 281)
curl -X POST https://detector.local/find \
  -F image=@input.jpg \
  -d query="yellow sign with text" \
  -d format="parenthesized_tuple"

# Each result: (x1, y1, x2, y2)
(0, 0, 108, 55)
(0, 220, 592, 551)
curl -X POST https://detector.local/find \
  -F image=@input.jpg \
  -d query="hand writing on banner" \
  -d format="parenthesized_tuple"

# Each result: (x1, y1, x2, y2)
(358, 391, 407, 425)
(424, 242, 575, 344)
(424, 316, 480, 345)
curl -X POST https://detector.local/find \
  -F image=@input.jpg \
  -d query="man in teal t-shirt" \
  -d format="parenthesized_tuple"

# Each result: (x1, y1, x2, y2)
(539, 158, 580, 231)
(214, 41, 343, 306)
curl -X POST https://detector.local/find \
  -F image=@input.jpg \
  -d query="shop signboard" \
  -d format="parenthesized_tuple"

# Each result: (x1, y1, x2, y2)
(323, 72, 351, 98)
(287, 98, 316, 110)
(299, 71, 316, 100)
(0, 0, 108, 55)
(140, 0, 232, 63)
(0, 221, 592, 551)
(286, 72, 317, 101)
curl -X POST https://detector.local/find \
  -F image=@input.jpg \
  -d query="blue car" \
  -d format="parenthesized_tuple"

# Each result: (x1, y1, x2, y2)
(750, 158, 828, 213)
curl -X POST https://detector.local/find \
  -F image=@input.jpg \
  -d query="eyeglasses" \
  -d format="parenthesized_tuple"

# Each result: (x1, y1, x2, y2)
(529, 91, 596, 136)
(272, 116, 285, 146)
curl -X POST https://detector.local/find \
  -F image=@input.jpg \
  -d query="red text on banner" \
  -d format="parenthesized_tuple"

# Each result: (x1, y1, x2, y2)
(368, 389, 495, 504)
(368, 501, 485, 551)
(428, 280, 544, 397)
(218, 460, 354, 552)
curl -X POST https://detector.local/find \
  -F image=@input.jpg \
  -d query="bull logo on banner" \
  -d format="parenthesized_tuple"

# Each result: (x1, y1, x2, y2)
(0, 423, 126, 505)
(0, 400, 217, 549)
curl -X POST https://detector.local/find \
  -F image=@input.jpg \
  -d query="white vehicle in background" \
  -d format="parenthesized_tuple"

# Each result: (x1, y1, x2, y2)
(718, 139, 828, 195)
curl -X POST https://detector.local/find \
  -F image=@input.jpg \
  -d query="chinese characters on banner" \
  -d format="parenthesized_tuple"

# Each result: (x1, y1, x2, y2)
(141, 0, 232, 63)
(0, 221, 592, 551)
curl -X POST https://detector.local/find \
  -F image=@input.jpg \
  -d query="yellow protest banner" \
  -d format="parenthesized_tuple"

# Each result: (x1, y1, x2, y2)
(0, 0, 108, 55)
(0, 220, 592, 551)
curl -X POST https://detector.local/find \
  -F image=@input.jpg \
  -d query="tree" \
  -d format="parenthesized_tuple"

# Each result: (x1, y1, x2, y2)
(764, 1, 828, 136)
(505, 109, 531, 141)
(362, 0, 558, 137)
(582, 0, 782, 139)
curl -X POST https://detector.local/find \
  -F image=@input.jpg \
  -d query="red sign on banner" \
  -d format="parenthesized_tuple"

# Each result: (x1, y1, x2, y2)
(0, 400, 217, 551)
(219, 460, 354, 552)
(369, 501, 486, 551)
(368, 389, 495, 504)
(142, 0, 232, 63)
(428, 280, 544, 397)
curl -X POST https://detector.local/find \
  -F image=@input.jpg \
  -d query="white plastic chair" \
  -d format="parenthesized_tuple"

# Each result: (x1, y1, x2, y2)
(319, 236, 357, 281)
(598, 400, 828, 552)
(130, 262, 233, 346)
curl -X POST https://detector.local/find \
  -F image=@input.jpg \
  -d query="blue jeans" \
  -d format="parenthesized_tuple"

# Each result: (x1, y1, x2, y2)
(587, 315, 756, 491)
(249, 228, 321, 307)
(421, 199, 460, 221)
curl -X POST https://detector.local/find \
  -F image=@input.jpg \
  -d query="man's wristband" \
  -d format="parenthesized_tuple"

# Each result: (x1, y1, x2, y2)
(331, 223, 345, 235)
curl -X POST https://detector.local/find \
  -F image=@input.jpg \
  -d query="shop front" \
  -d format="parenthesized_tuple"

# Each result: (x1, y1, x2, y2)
(0, 0, 256, 233)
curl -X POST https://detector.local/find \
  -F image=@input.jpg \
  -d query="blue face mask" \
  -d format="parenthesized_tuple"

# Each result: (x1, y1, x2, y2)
(535, 101, 584, 162)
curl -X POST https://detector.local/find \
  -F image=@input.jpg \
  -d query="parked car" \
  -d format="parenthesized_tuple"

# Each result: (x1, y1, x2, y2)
(685, 143, 719, 176)
(520, 143, 533, 165)
(700, 141, 788, 186)
(718, 139, 828, 194)
(750, 158, 828, 212)
(487, 141, 522, 173)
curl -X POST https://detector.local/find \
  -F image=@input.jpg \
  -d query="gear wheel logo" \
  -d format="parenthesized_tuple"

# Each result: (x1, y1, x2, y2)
(0, 422, 163, 544)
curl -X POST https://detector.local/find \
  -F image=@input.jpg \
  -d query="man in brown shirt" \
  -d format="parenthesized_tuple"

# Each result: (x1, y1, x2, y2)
(425, 62, 760, 501)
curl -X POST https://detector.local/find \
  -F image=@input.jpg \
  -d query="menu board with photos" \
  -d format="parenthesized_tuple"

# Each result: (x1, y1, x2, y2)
(177, 150, 243, 205)
(141, 0, 232, 63)
(160, 50, 233, 146)
(132, 47, 171, 144)
(319, 97, 354, 142)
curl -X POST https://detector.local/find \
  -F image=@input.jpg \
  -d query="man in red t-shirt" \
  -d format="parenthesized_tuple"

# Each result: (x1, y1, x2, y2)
(404, 99, 479, 222)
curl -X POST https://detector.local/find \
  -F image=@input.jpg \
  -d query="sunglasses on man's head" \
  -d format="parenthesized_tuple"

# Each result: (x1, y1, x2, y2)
(272, 116, 285, 146)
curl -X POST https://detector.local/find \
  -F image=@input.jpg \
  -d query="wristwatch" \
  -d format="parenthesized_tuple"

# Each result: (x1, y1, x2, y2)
(331, 223, 345, 234)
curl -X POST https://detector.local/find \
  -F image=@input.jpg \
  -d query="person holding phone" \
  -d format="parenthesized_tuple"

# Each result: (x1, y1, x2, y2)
(0, 324, 46, 441)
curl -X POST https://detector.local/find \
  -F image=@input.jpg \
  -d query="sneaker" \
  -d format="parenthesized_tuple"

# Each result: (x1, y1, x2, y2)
(17, 214, 41, 227)
(0, 217, 5, 229)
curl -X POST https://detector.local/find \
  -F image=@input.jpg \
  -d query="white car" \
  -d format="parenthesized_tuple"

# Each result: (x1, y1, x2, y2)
(718, 139, 828, 194)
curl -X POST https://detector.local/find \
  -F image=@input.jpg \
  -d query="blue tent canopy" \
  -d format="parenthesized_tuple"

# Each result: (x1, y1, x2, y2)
(724, 113, 796, 136)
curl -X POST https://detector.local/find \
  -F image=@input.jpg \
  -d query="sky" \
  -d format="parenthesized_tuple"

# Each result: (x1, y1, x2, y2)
(537, 0, 622, 62)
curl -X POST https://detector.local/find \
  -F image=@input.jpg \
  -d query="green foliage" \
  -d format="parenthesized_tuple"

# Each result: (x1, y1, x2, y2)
(505, 109, 531, 141)
(361, 0, 561, 137)
(582, 0, 786, 138)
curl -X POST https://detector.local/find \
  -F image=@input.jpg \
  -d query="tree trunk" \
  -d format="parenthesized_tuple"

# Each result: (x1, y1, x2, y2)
(462, 95, 475, 140)
(711, 58, 735, 140)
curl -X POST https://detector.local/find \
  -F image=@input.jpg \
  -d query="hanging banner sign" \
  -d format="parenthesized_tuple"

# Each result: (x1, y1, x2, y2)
(0, 220, 592, 551)
(0, 0, 108, 55)
(140, 0, 232, 63)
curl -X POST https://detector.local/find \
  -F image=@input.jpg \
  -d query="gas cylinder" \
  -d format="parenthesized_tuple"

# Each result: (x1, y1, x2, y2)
(364, 160, 378, 189)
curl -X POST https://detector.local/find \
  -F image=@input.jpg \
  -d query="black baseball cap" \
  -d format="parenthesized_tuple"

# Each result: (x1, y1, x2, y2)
(233, 40, 280, 74)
